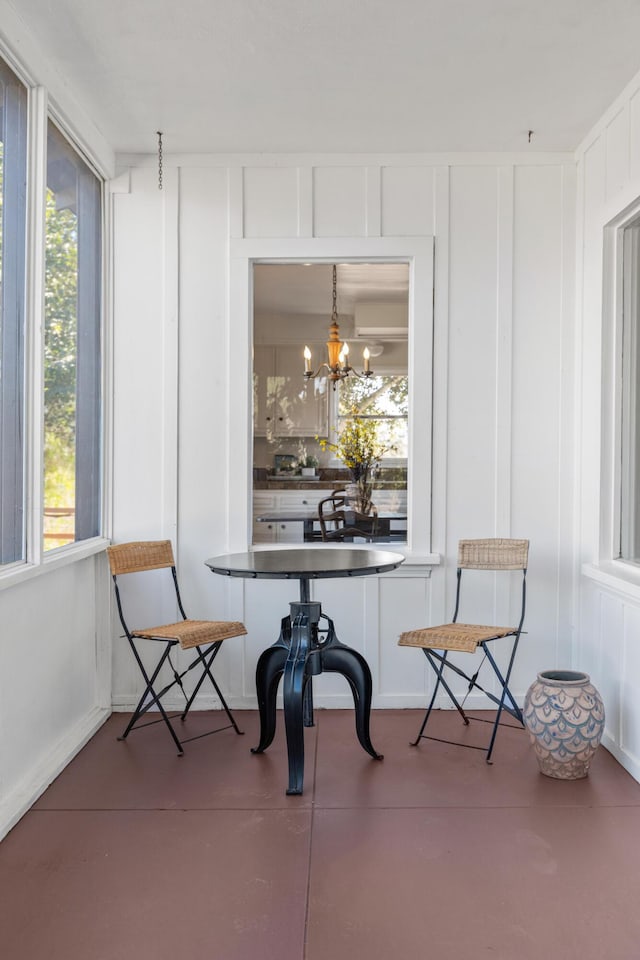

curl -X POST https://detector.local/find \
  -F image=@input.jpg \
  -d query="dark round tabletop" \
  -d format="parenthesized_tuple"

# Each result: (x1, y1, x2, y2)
(205, 548, 405, 580)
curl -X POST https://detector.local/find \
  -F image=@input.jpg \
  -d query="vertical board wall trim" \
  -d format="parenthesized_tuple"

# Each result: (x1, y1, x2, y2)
(495, 165, 514, 541)
(431, 164, 451, 625)
(229, 167, 243, 238)
(558, 162, 578, 671)
(365, 166, 381, 237)
(160, 166, 180, 558)
(297, 167, 313, 236)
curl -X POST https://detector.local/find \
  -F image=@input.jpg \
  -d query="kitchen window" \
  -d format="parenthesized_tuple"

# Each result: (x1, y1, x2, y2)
(335, 374, 409, 462)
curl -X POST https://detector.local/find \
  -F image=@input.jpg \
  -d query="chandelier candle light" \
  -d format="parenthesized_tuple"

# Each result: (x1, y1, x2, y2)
(303, 264, 374, 389)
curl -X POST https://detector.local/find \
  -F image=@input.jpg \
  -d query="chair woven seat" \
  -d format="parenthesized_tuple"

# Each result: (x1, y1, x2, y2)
(398, 623, 517, 653)
(134, 619, 247, 650)
(398, 538, 529, 763)
(107, 539, 245, 754)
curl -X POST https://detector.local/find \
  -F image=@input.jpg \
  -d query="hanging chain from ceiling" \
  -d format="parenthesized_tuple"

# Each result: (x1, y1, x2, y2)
(157, 131, 163, 191)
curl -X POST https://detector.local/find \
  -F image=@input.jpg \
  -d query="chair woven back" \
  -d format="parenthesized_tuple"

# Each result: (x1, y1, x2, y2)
(457, 538, 529, 571)
(107, 540, 175, 576)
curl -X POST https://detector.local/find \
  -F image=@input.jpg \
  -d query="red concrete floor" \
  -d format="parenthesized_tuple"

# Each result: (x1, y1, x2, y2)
(1, 708, 640, 960)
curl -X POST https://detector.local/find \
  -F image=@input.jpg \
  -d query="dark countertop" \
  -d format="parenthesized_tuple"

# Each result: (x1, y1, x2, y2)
(253, 468, 407, 492)
(254, 479, 407, 491)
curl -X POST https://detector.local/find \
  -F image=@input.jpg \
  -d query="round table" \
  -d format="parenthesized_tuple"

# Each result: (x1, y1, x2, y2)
(205, 548, 405, 794)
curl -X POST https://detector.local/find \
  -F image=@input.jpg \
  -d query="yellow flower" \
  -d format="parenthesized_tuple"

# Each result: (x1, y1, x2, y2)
(317, 412, 394, 480)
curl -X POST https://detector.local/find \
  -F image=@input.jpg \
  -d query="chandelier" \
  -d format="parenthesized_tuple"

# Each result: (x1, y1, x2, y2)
(303, 264, 374, 389)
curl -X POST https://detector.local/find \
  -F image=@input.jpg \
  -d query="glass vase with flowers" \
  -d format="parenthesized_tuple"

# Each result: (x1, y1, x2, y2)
(318, 413, 395, 514)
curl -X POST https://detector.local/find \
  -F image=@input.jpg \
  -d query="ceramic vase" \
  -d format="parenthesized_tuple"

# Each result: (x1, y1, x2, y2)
(523, 670, 605, 779)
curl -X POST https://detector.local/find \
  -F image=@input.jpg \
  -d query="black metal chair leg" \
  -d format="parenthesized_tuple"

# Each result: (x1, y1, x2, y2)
(120, 640, 171, 736)
(483, 637, 523, 763)
(119, 642, 185, 754)
(180, 643, 222, 719)
(425, 651, 469, 724)
(411, 649, 445, 745)
(186, 644, 244, 735)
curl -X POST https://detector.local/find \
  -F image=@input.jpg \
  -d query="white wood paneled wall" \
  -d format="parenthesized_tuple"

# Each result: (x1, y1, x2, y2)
(576, 66, 640, 782)
(111, 152, 575, 714)
(0, 555, 111, 839)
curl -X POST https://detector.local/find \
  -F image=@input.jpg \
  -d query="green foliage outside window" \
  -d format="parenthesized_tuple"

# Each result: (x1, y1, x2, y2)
(43, 188, 78, 545)
(337, 375, 408, 461)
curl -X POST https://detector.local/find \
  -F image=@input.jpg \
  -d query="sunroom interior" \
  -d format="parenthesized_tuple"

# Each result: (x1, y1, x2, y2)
(3, 1, 640, 955)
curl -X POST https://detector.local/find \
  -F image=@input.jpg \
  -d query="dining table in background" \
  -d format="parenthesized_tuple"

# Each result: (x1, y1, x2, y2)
(255, 508, 407, 543)
(205, 548, 405, 794)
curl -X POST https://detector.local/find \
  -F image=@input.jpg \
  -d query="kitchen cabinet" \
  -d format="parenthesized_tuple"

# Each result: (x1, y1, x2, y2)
(254, 345, 328, 438)
(252, 487, 407, 544)
(252, 489, 333, 543)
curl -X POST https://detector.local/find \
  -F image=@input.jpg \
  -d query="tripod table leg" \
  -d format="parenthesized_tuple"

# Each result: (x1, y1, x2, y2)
(251, 638, 288, 755)
(321, 644, 383, 761)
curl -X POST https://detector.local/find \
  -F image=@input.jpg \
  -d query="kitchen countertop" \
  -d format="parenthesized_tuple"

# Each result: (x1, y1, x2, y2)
(254, 479, 407, 491)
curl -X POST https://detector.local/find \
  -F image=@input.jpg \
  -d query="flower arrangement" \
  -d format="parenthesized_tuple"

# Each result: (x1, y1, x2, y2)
(318, 413, 394, 482)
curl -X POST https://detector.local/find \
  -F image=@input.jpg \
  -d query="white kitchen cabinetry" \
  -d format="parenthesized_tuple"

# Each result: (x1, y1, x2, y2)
(252, 486, 407, 544)
(252, 488, 333, 543)
(254, 345, 328, 438)
(373, 489, 407, 512)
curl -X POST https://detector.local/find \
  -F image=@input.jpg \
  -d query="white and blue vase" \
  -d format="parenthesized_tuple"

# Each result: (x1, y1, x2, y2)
(523, 670, 605, 779)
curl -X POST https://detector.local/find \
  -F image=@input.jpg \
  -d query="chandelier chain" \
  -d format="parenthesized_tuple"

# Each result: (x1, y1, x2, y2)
(157, 131, 163, 191)
(332, 264, 338, 321)
(303, 262, 374, 389)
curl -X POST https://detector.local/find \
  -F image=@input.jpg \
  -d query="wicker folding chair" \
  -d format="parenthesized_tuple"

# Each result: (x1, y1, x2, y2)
(107, 540, 247, 754)
(398, 538, 529, 763)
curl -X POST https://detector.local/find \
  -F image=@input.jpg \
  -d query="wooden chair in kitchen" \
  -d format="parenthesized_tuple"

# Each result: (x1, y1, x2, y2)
(107, 540, 247, 754)
(317, 491, 379, 542)
(398, 538, 529, 763)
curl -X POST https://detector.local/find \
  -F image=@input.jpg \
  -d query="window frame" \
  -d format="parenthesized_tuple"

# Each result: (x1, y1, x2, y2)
(228, 236, 435, 563)
(0, 56, 28, 566)
(330, 370, 409, 469)
(619, 221, 640, 563)
(43, 117, 103, 552)
(0, 66, 109, 588)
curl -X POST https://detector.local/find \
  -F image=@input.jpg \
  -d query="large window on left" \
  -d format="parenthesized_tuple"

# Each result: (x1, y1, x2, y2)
(43, 122, 102, 550)
(0, 59, 27, 565)
(0, 53, 103, 569)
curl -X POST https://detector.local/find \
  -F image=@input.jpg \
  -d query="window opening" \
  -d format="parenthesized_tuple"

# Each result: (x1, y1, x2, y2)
(0, 57, 27, 565)
(43, 121, 102, 550)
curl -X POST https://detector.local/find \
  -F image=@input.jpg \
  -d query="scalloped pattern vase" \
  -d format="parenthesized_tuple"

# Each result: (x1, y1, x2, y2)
(523, 670, 605, 780)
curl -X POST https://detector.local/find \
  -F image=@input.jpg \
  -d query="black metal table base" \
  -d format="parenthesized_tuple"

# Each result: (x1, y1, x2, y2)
(251, 599, 383, 795)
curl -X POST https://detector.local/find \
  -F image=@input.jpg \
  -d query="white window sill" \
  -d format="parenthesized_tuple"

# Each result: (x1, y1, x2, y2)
(582, 560, 640, 603)
(0, 537, 110, 591)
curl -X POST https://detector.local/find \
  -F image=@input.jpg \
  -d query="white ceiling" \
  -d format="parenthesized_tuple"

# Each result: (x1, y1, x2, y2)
(254, 263, 409, 316)
(9, 0, 640, 155)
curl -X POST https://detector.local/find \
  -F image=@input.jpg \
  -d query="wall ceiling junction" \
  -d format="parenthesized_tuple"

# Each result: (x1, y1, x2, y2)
(7, 0, 640, 156)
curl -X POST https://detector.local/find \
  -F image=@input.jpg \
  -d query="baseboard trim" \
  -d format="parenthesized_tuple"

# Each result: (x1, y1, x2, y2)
(0, 705, 111, 842)
(601, 732, 640, 784)
(111, 691, 524, 712)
